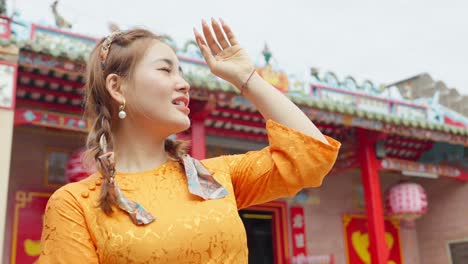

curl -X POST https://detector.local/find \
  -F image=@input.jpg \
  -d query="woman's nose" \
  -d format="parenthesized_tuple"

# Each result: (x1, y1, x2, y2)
(176, 77, 190, 93)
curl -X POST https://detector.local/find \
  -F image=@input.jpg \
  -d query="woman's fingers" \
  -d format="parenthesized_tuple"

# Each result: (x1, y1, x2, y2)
(211, 18, 231, 49)
(193, 28, 215, 67)
(194, 18, 239, 68)
(219, 18, 238, 46)
(201, 19, 222, 55)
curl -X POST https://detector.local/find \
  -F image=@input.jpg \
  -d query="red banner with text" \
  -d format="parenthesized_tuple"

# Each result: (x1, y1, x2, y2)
(290, 206, 307, 262)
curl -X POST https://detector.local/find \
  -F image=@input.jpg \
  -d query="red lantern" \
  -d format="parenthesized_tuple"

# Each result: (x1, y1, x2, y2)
(385, 182, 428, 222)
(65, 149, 96, 183)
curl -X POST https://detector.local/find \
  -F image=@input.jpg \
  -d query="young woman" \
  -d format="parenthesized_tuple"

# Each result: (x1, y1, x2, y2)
(38, 18, 340, 263)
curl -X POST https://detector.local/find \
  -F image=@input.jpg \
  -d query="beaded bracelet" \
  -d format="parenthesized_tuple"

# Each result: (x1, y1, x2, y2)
(240, 69, 256, 92)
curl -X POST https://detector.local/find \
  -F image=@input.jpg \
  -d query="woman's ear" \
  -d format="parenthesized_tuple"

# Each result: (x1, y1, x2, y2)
(105, 73, 125, 104)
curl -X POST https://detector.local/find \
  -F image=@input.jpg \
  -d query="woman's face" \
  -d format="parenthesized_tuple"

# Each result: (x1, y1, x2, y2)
(124, 40, 191, 136)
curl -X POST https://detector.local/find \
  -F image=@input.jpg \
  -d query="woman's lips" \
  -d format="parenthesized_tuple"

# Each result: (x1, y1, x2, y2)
(174, 103, 190, 115)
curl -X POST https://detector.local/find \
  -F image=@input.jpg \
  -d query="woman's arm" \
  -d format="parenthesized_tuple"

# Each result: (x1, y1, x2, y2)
(193, 18, 328, 144)
(37, 188, 98, 263)
(241, 73, 327, 143)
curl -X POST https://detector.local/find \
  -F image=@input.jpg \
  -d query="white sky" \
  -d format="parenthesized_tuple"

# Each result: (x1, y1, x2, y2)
(8, 0, 468, 95)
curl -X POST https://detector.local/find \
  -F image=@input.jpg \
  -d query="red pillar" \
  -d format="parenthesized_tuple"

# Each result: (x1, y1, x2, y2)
(191, 118, 206, 159)
(357, 128, 388, 264)
(188, 96, 216, 160)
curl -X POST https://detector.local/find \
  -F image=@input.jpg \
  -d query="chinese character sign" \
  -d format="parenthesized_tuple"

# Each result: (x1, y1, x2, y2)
(342, 214, 402, 264)
(290, 206, 307, 259)
(11, 191, 52, 264)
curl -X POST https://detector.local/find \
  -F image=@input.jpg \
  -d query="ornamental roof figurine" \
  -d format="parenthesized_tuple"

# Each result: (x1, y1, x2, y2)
(51, 0, 72, 29)
(262, 43, 272, 65)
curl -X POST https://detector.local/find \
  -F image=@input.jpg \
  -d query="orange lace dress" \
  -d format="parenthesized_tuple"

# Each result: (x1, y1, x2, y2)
(38, 120, 340, 263)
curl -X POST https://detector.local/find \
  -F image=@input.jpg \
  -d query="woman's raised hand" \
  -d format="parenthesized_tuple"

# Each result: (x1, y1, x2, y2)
(193, 18, 255, 89)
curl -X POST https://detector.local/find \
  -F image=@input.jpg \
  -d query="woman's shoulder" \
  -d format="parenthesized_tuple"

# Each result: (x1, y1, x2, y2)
(49, 173, 102, 203)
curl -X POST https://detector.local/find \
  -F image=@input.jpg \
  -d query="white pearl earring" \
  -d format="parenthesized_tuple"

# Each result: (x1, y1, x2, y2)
(118, 102, 127, 119)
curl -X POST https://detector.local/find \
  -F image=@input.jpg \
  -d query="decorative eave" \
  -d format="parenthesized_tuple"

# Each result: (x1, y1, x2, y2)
(14, 108, 89, 132)
(13, 58, 468, 146)
(16, 107, 467, 182)
(0, 37, 88, 64)
(298, 100, 468, 138)
(4, 31, 466, 143)
(4, 18, 466, 183)
(378, 158, 468, 182)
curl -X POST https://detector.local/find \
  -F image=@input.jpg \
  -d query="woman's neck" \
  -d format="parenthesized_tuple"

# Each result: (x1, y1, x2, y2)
(112, 122, 169, 174)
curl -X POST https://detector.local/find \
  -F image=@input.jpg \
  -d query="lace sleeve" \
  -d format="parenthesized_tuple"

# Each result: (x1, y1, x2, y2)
(37, 187, 98, 263)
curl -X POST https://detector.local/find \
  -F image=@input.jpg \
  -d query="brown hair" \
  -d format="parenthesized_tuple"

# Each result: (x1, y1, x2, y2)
(83, 29, 188, 215)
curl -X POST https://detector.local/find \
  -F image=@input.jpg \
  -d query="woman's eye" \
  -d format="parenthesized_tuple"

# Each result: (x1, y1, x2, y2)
(159, 68, 171, 73)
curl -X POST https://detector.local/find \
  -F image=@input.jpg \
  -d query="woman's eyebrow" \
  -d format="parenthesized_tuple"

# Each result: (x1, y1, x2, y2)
(153, 58, 174, 66)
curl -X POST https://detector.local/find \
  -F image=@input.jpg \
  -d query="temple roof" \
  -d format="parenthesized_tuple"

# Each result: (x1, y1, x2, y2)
(2, 21, 467, 143)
